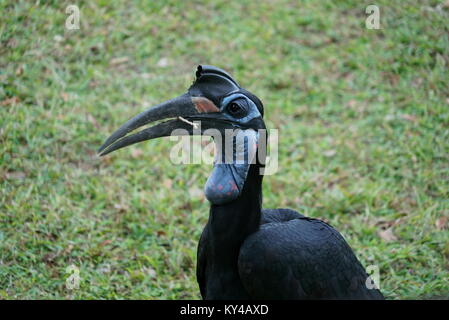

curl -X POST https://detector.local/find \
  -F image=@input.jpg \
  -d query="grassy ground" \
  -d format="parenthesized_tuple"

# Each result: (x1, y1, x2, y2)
(1, 0, 448, 299)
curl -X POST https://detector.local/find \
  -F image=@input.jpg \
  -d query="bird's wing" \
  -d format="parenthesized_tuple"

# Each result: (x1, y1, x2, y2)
(260, 208, 304, 224)
(238, 213, 384, 299)
(196, 226, 208, 299)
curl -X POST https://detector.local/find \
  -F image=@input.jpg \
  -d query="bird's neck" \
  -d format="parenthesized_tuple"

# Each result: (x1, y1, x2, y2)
(206, 164, 263, 263)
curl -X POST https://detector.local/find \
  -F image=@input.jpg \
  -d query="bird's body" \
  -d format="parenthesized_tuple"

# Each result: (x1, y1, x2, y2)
(197, 164, 384, 299)
(99, 65, 384, 300)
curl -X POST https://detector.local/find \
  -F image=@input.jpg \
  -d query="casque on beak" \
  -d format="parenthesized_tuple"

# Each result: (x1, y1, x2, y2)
(98, 64, 267, 159)
(97, 65, 251, 156)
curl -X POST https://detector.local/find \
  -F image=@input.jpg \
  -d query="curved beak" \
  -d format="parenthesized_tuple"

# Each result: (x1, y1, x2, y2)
(98, 93, 221, 156)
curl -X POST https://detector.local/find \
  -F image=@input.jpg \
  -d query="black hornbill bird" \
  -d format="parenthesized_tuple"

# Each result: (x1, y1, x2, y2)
(98, 65, 384, 300)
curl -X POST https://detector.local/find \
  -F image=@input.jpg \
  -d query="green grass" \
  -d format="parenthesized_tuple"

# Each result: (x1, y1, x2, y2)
(1, 0, 448, 299)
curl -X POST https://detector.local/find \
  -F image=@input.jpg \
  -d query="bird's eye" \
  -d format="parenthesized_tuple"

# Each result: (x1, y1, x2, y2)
(226, 98, 248, 118)
(229, 103, 241, 113)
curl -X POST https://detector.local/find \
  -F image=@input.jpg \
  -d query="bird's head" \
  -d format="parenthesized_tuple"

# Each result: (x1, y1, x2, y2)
(99, 65, 266, 205)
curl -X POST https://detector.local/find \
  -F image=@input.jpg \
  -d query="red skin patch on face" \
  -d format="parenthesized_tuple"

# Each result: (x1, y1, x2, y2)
(192, 97, 219, 113)
(217, 184, 223, 191)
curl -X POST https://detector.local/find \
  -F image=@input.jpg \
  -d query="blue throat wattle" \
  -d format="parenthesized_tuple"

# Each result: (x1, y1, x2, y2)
(204, 129, 258, 205)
